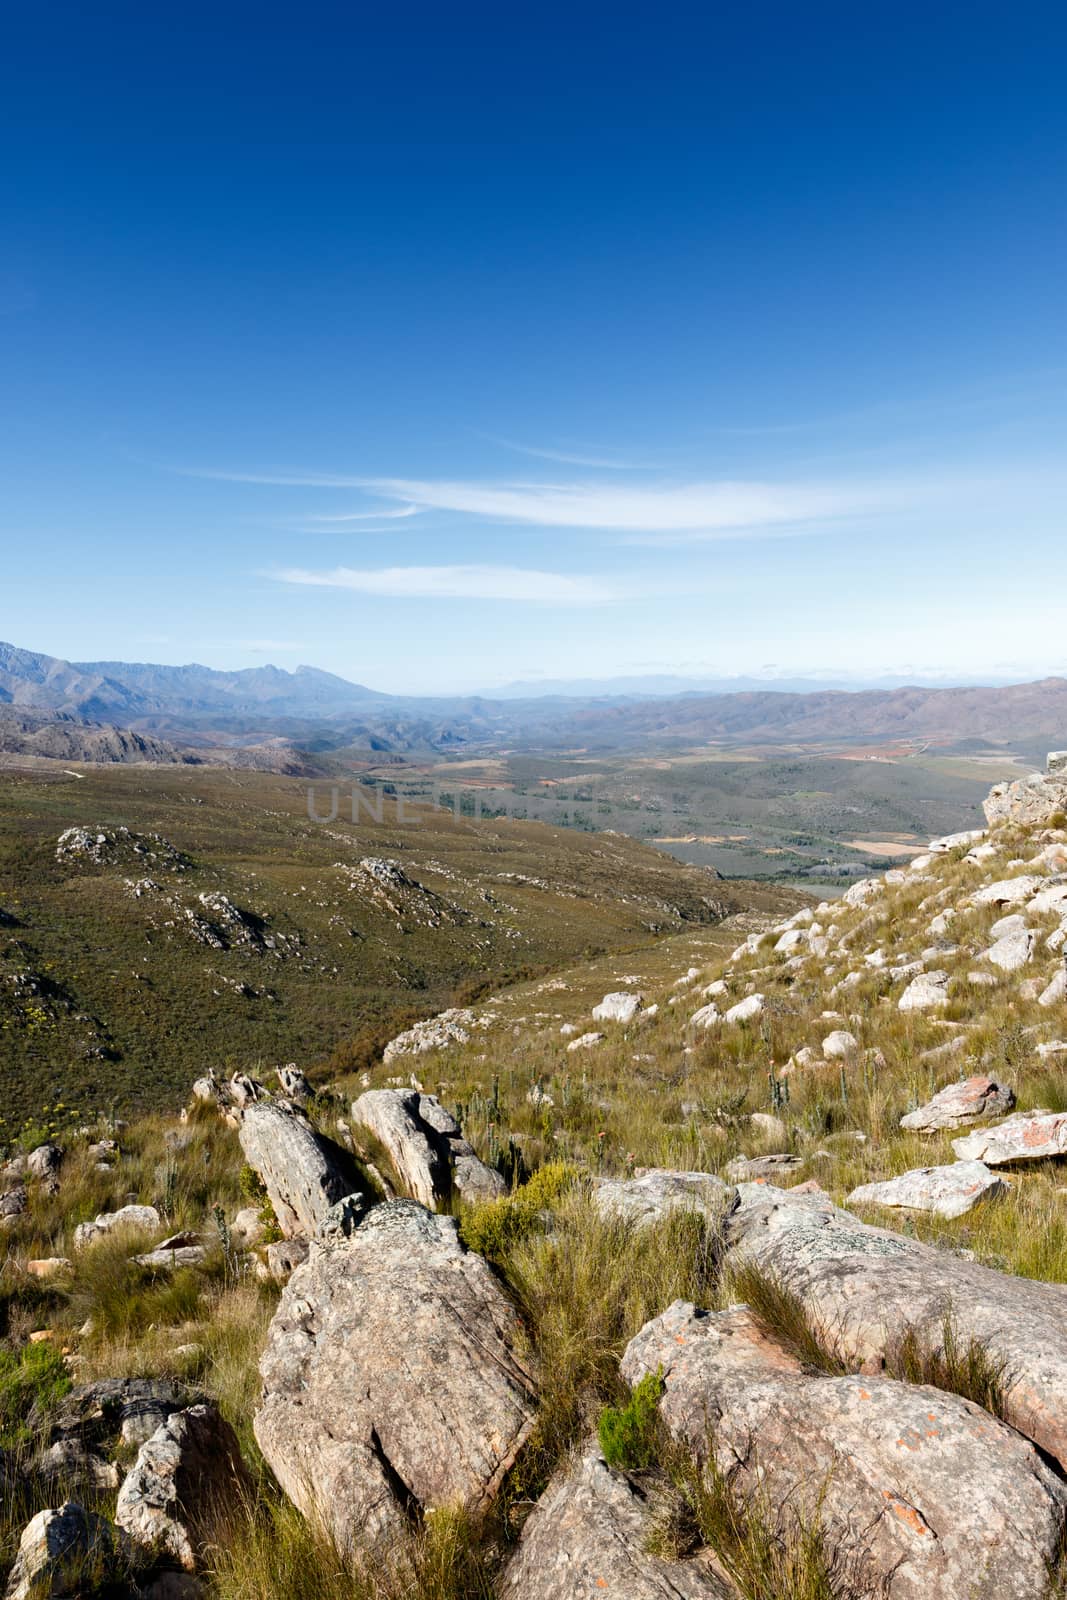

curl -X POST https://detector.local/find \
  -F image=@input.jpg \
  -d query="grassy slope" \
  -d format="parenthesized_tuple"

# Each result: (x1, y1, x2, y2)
(0, 764, 803, 1127)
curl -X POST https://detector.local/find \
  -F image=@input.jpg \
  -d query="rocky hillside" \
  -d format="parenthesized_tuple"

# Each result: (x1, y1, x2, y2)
(0, 764, 800, 1126)
(2, 754, 1067, 1599)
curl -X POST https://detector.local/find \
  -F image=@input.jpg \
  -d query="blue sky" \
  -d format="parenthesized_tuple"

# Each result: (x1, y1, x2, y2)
(2, 2, 1066, 694)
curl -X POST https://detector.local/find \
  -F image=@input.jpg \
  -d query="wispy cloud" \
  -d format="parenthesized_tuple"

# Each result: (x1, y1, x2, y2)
(477, 433, 658, 470)
(274, 563, 627, 604)
(299, 504, 420, 523)
(357, 476, 890, 532)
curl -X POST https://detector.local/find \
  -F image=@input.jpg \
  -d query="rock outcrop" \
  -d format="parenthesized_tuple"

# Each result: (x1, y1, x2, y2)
(349, 1088, 505, 1208)
(952, 1110, 1067, 1166)
(500, 1444, 737, 1599)
(238, 1100, 368, 1238)
(254, 1201, 537, 1551)
(724, 1182, 1067, 1470)
(623, 1300, 1067, 1600)
(115, 1404, 250, 1572)
(591, 1168, 728, 1229)
(4, 1503, 125, 1600)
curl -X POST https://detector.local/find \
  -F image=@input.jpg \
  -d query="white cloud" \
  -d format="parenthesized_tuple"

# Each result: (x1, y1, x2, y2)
(342, 475, 891, 532)
(299, 505, 420, 523)
(274, 563, 625, 604)
(478, 434, 657, 470)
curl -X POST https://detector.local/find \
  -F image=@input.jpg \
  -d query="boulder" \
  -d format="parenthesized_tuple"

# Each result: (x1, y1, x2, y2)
(984, 773, 1067, 827)
(847, 1161, 1007, 1219)
(928, 828, 986, 852)
(261, 1238, 309, 1282)
(133, 1233, 207, 1271)
(349, 1088, 504, 1209)
(591, 1168, 728, 1230)
(254, 1201, 538, 1551)
(238, 1100, 367, 1239)
(900, 1075, 1015, 1132)
(984, 928, 1036, 971)
(1040, 966, 1067, 1007)
(592, 992, 643, 1024)
(723, 1182, 1067, 1471)
(972, 875, 1044, 908)
(723, 994, 764, 1024)
(898, 970, 949, 1011)
(821, 1029, 858, 1059)
(73, 1204, 161, 1248)
(952, 1110, 1067, 1166)
(747, 1111, 787, 1142)
(3, 1503, 125, 1600)
(115, 1404, 250, 1572)
(687, 1002, 720, 1030)
(499, 1443, 737, 1600)
(623, 1301, 1067, 1600)
(26, 1143, 63, 1190)
(566, 1031, 604, 1051)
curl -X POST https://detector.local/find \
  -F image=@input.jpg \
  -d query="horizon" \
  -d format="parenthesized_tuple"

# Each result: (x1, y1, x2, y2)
(3, 6, 1067, 692)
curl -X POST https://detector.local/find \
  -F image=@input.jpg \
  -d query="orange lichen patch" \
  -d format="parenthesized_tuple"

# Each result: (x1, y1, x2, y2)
(896, 1427, 925, 1451)
(858, 1388, 872, 1400)
(881, 1491, 934, 1538)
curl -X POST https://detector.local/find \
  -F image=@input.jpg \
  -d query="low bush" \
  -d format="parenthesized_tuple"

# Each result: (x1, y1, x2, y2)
(597, 1369, 663, 1469)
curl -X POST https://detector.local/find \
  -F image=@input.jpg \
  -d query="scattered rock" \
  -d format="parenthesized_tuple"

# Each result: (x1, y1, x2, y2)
(566, 1031, 604, 1051)
(382, 1007, 479, 1063)
(973, 875, 1044, 908)
(984, 928, 1036, 971)
(723, 993, 764, 1024)
(952, 1110, 1067, 1166)
(898, 970, 950, 1011)
(73, 1204, 161, 1249)
(820, 1029, 857, 1059)
(255, 1201, 538, 1551)
(261, 1238, 309, 1282)
(900, 1075, 1015, 1132)
(592, 992, 643, 1024)
(591, 1168, 728, 1230)
(847, 1160, 1007, 1219)
(723, 1153, 802, 1182)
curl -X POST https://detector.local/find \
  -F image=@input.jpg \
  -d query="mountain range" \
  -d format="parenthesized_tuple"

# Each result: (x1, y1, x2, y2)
(1, 639, 1065, 766)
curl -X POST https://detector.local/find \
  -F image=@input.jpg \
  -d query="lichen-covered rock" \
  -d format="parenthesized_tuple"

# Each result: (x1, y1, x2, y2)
(499, 1443, 737, 1599)
(254, 1201, 537, 1551)
(381, 1007, 479, 1063)
(900, 1076, 1015, 1132)
(238, 1100, 368, 1238)
(115, 1404, 250, 1572)
(723, 993, 764, 1024)
(591, 1168, 728, 1230)
(952, 1110, 1067, 1166)
(723, 1182, 1067, 1471)
(847, 1160, 1007, 1219)
(623, 1301, 1067, 1600)
(349, 1088, 504, 1208)
(984, 772, 1067, 828)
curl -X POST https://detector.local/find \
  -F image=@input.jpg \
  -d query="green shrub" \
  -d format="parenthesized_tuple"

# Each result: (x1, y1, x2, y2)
(0, 1340, 72, 1446)
(597, 1370, 663, 1469)
(459, 1162, 577, 1262)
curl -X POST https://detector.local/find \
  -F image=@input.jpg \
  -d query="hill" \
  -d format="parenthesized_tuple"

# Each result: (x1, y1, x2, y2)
(0, 764, 801, 1126)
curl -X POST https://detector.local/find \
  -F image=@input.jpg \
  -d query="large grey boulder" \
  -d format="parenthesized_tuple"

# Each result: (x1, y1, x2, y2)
(973, 875, 1044, 907)
(4, 1503, 124, 1600)
(723, 1182, 1067, 1470)
(254, 1201, 537, 1551)
(952, 1110, 1067, 1166)
(591, 1168, 728, 1230)
(499, 1443, 737, 1599)
(238, 1100, 368, 1238)
(115, 1404, 250, 1572)
(984, 928, 1036, 971)
(847, 1161, 1007, 1219)
(900, 1075, 1015, 1132)
(623, 1301, 1067, 1600)
(349, 1088, 504, 1208)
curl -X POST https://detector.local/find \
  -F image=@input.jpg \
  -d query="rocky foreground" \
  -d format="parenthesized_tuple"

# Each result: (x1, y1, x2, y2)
(2, 754, 1067, 1598)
